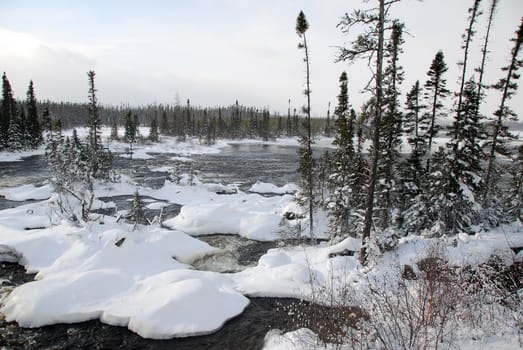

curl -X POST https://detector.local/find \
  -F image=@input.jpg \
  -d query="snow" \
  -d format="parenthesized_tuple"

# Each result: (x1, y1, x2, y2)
(0, 132, 521, 346)
(0, 183, 52, 201)
(249, 181, 298, 195)
(0, 147, 45, 162)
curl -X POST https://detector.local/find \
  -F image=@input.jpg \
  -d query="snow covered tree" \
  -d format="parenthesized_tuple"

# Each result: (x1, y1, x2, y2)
(327, 72, 354, 239)
(376, 21, 405, 228)
(474, 0, 498, 119)
(7, 104, 25, 151)
(454, 0, 482, 140)
(295, 10, 315, 239)
(86, 70, 112, 181)
(128, 189, 148, 229)
(149, 116, 159, 142)
(484, 17, 523, 202)
(401, 81, 428, 203)
(25, 80, 42, 149)
(1, 72, 16, 149)
(423, 51, 450, 172)
(433, 79, 484, 234)
(110, 119, 119, 141)
(337, 0, 401, 264)
(160, 110, 169, 135)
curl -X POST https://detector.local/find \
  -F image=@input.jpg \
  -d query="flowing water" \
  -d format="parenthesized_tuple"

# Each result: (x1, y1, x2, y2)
(0, 142, 311, 349)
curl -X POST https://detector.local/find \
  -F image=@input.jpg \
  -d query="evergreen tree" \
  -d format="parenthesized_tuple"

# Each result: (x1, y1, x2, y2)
(7, 104, 24, 151)
(1, 73, 16, 149)
(338, 0, 394, 264)
(402, 81, 428, 199)
(160, 110, 169, 134)
(110, 119, 119, 141)
(454, 0, 482, 141)
(128, 189, 148, 229)
(376, 21, 405, 228)
(423, 50, 450, 172)
(484, 17, 523, 202)
(296, 10, 315, 239)
(324, 102, 332, 137)
(25, 80, 42, 148)
(474, 0, 498, 119)
(149, 116, 159, 142)
(400, 81, 431, 234)
(435, 79, 484, 234)
(327, 72, 355, 239)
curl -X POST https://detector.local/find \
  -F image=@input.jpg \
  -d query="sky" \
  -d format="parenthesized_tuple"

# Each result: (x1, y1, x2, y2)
(0, 0, 522, 118)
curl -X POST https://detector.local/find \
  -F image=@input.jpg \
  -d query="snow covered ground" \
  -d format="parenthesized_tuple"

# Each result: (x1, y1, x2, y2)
(0, 131, 521, 348)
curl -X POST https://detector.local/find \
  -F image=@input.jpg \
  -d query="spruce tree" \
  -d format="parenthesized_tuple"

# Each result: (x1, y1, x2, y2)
(1, 73, 16, 149)
(401, 82, 430, 234)
(7, 104, 24, 151)
(328, 72, 355, 239)
(25, 80, 42, 149)
(160, 110, 169, 134)
(149, 116, 159, 142)
(128, 189, 148, 229)
(454, 0, 482, 142)
(296, 10, 315, 239)
(438, 79, 484, 234)
(402, 81, 428, 193)
(423, 51, 450, 172)
(376, 21, 405, 228)
(474, 0, 498, 119)
(337, 0, 398, 264)
(484, 17, 523, 202)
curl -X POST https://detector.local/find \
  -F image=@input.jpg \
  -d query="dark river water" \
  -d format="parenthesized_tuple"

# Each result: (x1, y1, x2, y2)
(0, 142, 318, 350)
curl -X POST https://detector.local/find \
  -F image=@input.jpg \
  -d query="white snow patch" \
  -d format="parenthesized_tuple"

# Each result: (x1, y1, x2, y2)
(0, 183, 52, 201)
(249, 181, 298, 195)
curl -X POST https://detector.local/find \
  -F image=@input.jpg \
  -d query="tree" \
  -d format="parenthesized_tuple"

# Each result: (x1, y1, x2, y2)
(328, 72, 355, 239)
(454, 0, 482, 142)
(338, 0, 400, 264)
(376, 21, 405, 228)
(110, 119, 119, 141)
(295, 10, 315, 239)
(423, 51, 450, 172)
(474, 0, 498, 119)
(436, 79, 484, 234)
(125, 111, 137, 157)
(484, 17, 523, 202)
(402, 81, 428, 194)
(160, 110, 169, 134)
(25, 80, 42, 148)
(149, 116, 159, 142)
(1, 72, 16, 149)
(128, 189, 148, 229)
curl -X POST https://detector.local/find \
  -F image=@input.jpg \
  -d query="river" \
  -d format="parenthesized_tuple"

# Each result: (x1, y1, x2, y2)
(0, 142, 314, 349)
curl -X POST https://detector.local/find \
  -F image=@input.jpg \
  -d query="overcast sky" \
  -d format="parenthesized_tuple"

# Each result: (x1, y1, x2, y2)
(0, 0, 522, 118)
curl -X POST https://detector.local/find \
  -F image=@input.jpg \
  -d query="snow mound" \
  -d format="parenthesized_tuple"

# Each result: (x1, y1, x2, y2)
(249, 181, 298, 195)
(0, 211, 252, 339)
(0, 183, 52, 201)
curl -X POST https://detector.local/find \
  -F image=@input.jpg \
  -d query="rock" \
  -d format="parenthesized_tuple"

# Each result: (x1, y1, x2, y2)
(402, 264, 417, 280)
(115, 237, 126, 247)
(328, 249, 356, 258)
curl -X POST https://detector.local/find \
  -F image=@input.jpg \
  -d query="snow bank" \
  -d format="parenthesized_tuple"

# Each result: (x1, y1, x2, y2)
(249, 181, 298, 195)
(232, 238, 361, 298)
(0, 207, 251, 339)
(0, 183, 52, 201)
(0, 148, 45, 162)
(164, 193, 293, 241)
